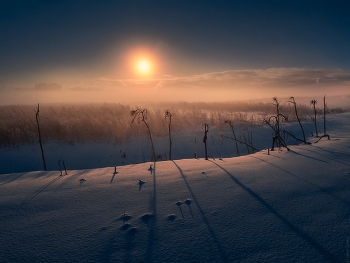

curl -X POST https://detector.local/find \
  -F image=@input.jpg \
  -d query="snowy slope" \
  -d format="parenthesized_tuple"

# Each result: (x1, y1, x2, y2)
(1, 113, 350, 262)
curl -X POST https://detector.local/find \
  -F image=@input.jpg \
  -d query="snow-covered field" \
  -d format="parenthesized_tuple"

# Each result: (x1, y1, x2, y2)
(1, 113, 350, 262)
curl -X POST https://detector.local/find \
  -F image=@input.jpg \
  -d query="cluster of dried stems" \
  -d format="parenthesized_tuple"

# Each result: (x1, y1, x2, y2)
(0, 100, 344, 148)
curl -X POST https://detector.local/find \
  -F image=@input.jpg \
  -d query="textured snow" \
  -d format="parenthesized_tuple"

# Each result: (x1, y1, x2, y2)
(1, 113, 350, 262)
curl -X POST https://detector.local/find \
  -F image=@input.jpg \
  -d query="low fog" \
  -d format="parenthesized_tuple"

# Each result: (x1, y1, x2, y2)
(1, 68, 350, 106)
(1, 87, 349, 109)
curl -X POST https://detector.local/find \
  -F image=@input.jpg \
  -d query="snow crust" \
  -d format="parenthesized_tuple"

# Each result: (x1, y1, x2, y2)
(1, 113, 350, 262)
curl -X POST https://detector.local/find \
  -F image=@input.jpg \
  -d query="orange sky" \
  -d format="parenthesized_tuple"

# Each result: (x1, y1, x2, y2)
(1, 2, 350, 105)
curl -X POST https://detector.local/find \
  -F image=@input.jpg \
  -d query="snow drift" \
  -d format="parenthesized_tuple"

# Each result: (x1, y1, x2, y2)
(1, 113, 350, 262)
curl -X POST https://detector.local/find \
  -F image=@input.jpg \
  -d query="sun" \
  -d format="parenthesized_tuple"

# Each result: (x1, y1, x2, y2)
(134, 58, 153, 77)
(121, 45, 159, 77)
(135, 59, 152, 75)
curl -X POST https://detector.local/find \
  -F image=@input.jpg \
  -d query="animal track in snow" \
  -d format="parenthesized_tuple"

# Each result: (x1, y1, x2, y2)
(120, 223, 132, 230)
(167, 214, 176, 221)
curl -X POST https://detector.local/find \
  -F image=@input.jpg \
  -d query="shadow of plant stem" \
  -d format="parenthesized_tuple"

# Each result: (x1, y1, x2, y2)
(185, 197, 193, 218)
(176, 201, 184, 218)
(138, 180, 146, 191)
(209, 160, 340, 262)
(79, 178, 86, 185)
(141, 213, 154, 228)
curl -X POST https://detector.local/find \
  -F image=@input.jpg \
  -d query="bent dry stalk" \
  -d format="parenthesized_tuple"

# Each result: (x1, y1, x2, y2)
(265, 98, 290, 151)
(203, 123, 209, 160)
(288, 97, 307, 144)
(224, 120, 240, 156)
(131, 108, 157, 162)
(36, 103, 47, 171)
(310, 99, 319, 137)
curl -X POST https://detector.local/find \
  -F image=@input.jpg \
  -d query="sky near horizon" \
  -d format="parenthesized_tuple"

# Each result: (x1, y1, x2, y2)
(1, 1, 350, 104)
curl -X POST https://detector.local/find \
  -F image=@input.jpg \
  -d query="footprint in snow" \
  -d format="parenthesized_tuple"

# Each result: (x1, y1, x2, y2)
(118, 212, 132, 224)
(99, 226, 107, 231)
(140, 213, 154, 227)
(140, 213, 154, 222)
(167, 214, 176, 221)
(120, 223, 138, 236)
(185, 197, 192, 206)
(120, 223, 132, 230)
(127, 227, 138, 235)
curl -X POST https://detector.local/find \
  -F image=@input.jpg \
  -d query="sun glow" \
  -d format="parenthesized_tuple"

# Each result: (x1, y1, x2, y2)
(118, 44, 164, 78)
(136, 59, 151, 74)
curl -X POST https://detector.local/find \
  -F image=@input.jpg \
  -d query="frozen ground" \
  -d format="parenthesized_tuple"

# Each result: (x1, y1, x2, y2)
(1, 113, 350, 262)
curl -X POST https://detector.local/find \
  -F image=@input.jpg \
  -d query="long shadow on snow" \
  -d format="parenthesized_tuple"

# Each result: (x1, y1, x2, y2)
(98, 228, 136, 263)
(21, 173, 64, 205)
(250, 155, 350, 208)
(20, 170, 88, 204)
(145, 161, 157, 263)
(209, 160, 340, 262)
(172, 160, 230, 263)
(300, 147, 350, 167)
(110, 172, 117, 184)
(0, 172, 28, 186)
(288, 150, 329, 163)
(312, 144, 350, 158)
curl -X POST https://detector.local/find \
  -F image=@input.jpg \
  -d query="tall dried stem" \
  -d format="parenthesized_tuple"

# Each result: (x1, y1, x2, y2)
(36, 103, 47, 171)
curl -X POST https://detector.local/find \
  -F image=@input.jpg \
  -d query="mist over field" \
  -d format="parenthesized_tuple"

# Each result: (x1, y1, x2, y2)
(1, 89, 349, 107)
(1, 98, 348, 147)
(1, 97, 348, 175)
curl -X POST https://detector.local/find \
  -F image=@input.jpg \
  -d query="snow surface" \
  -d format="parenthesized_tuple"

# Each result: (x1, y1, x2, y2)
(1, 113, 350, 262)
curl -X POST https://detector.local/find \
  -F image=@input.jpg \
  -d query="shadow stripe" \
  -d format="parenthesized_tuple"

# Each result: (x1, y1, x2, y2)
(209, 160, 340, 263)
(172, 160, 230, 262)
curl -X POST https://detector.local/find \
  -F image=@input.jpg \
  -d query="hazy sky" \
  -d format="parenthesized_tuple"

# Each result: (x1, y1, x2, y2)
(1, 1, 350, 104)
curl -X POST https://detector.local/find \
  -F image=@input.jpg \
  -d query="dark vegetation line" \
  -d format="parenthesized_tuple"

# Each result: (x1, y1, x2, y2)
(0, 101, 347, 147)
